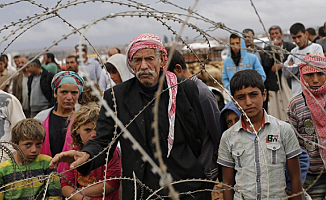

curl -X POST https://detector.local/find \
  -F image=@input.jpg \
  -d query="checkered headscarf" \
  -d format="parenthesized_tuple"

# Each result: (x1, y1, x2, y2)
(126, 33, 168, 74)
(299, 54, 326, 169)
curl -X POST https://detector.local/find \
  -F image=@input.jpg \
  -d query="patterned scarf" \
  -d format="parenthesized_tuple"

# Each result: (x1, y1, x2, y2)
(51, 71, 85, 111)
(299, 54, 326, 168)
(126, 33, 178, 157)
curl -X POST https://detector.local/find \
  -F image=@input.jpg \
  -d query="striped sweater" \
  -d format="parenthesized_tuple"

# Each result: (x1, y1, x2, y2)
(0, 154, 61, 200)
(287, 93, 324, 174)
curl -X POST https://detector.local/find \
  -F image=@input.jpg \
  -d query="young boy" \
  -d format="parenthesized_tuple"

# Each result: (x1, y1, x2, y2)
(220, 100, 309, 199)
(287, 54, 326, 199)
(217, 70, 303, 200)
(220, 101, 241, 133)
(0, 118, 61, 199)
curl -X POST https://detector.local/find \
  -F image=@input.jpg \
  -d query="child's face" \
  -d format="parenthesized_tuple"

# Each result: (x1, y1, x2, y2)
(303, 72, 326, 89)
(226, 112, 239, 128)
(77, 122, 97, 145)
(18, 139, 43, 162)
(233, 86, 266, 119)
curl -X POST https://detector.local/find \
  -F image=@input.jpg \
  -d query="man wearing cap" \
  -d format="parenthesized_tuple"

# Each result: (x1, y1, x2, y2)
(75, 44, 102, 83)
(51, 33, 211, 199)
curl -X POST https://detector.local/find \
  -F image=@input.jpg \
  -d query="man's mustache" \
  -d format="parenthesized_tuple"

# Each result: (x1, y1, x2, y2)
(136, 70, 156, 78)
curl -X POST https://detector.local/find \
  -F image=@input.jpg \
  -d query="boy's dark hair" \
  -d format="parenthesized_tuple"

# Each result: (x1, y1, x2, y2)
(13, 55, 20, 59)
(67, 55, 78, 62)
(11, 119, 46, 145)
(45, 53, 55, 62)
(0, 55, 6, 62)
(2, 54, 8, 60)
(290, 23, 305, 35)
(230, 70, 265, 96)
(230, 33, 240, 39)
(104, 62, 118, 74)
(306, 28, 316, 36)
(243, 28, 255, 36)
(75, 44, 87, 52)
(318, 26, 325, 37)
(268, 25, 283, 35)
(223, 110, 237, 119)
(29, 58, 42, 68)
(167, 49, 187, 72)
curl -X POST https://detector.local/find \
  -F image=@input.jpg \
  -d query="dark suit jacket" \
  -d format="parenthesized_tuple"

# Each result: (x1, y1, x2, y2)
(262, 42, 296, 91)
(80, 77, 211, 199)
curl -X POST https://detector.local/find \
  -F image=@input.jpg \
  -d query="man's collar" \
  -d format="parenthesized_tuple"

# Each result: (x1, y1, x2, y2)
(299, 40, 312, 50)
(233, 109, 270, 132)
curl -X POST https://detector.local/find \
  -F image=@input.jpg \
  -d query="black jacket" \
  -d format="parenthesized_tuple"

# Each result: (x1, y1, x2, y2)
(262, 41, 296, 91)
(27, 68, 54, 107)
(79, 77, 212, 199)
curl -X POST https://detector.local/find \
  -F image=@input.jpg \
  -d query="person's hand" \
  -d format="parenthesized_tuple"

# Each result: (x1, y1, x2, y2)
(285, 188, 292, 195)
(49, 150, 90, 169)
(272, 63, 283, 72)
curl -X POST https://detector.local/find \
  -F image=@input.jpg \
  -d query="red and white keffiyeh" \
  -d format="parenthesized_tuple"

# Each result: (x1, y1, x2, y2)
(126, 33, 178, 157)
(299, 54, 326, 168)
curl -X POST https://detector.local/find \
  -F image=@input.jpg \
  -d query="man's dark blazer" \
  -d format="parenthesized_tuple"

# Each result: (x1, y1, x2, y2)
(262, 41, 296, 91)
(80, 77, 212, 199)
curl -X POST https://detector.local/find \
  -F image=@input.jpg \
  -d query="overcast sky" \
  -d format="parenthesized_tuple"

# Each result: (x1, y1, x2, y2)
(0, 0, 325, 53)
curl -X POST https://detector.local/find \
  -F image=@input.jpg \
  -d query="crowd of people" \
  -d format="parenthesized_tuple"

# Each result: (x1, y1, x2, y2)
(0, 21, 325, 200)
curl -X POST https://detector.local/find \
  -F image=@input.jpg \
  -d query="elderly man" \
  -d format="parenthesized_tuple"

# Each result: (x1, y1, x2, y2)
(50, 33, 211, 199)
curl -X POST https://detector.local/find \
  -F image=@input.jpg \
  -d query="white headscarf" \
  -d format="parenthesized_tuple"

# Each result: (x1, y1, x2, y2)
(108, 54, 134, 82)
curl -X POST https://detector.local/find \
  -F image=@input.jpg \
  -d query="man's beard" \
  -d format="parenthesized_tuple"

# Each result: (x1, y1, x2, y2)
(67, 66, 77, 73)
(136, 70, 157, 87)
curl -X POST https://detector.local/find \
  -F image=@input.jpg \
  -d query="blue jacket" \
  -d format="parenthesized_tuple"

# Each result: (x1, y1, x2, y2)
(222, 33, 266, 91)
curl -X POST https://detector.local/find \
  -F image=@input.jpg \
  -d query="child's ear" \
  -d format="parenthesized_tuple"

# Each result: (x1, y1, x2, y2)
(262, 89, 267, 102)
(11, 142, 18, 150)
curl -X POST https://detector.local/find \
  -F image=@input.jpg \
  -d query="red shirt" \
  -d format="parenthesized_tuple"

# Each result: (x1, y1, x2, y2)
(61, 147, 121, 200)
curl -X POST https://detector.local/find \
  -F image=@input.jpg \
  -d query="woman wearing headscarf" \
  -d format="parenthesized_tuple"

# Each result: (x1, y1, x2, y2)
(34, 71, 84, 157)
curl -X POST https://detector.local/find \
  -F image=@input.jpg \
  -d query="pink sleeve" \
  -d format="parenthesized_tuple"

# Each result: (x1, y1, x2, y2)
(40, 115, 52, 157)
(104, 147, 121, 189)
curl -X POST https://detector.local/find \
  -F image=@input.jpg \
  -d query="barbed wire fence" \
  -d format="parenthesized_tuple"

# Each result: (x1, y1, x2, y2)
(0, 0, 325, 199)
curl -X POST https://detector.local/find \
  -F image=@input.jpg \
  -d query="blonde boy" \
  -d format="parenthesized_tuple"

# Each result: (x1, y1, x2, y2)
(0, 119, 61, 199)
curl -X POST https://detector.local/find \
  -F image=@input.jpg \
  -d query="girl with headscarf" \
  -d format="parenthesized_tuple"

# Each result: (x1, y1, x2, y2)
(34, 71, 84, 157)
